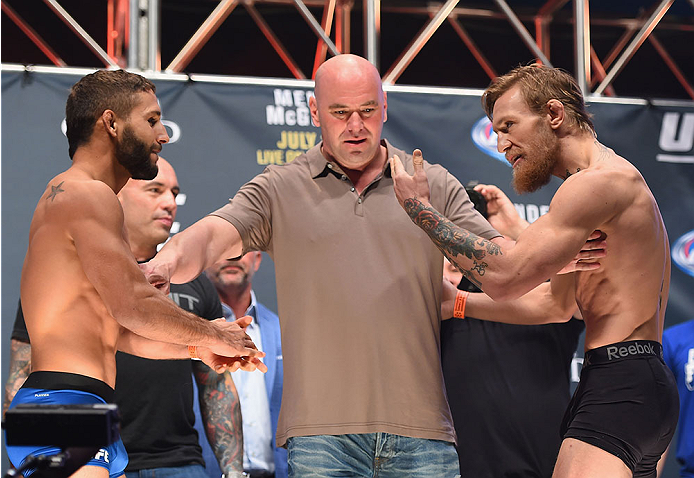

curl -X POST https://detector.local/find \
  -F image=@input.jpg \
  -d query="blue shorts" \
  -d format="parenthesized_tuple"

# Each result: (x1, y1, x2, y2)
(6, 371, 128, 478)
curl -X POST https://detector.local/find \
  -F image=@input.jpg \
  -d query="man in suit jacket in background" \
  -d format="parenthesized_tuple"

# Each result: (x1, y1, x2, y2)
(203, 252, 286, 478)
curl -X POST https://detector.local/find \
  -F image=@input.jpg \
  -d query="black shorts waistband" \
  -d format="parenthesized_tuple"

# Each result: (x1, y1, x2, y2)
(22, 371, 114, 403)
(584, 340, 663, 367)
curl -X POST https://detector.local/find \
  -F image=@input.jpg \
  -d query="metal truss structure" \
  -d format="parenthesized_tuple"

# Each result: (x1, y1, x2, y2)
(2, 0, 693, 99)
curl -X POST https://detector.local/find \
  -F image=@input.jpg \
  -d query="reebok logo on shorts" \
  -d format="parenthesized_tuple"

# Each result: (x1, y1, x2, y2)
(607, 342, 657, 360)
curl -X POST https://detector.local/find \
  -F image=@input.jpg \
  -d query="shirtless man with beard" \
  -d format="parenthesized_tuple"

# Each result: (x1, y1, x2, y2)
(6, 69, 264, 478)
(391, 65, 679, 478)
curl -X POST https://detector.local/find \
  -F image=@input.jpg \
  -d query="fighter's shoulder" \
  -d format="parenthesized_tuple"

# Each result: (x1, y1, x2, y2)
(42, 177, 121, 218)
(549, 167, 636, 226)
(557, 165, 634, 200)
(42, 174, 115, 198)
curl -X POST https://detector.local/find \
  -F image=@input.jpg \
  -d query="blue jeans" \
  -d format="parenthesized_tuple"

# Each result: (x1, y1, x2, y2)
(125, 464, 209, 478)
(287, 433, 460, 478)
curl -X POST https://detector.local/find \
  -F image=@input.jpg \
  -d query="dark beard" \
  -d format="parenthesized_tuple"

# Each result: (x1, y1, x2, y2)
(116, 126, 158, 180)
(512, 123, 559, 194)
(218, 271, 250, 291)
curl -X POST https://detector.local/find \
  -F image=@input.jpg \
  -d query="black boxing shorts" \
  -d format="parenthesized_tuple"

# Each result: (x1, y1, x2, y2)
(560, 340, 679, 477)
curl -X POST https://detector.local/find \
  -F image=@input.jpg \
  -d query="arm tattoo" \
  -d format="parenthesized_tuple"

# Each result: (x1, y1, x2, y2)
(193, 362, 243, 474)
(3, 340, 31, 418)
(403, 198, 501, 288)
(46, 181, 65, 202)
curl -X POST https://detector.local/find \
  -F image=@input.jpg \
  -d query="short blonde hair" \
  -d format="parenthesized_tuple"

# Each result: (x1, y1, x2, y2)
(482, 65, 595, 135)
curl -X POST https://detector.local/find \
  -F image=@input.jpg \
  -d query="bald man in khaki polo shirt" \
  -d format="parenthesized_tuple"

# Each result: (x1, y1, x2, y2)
(143, 55, 569, 477)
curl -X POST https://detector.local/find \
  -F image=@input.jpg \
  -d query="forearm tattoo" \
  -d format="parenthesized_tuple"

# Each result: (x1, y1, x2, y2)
(194, 363, 243, 473)
(3, 340, 31, 418)
(404, 198, 502, 288)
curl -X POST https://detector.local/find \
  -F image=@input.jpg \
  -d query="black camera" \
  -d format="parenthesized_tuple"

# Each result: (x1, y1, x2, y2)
(5, 403, 120, 447)
(3, 404, 120, 478)
(465, 184, 487, 218)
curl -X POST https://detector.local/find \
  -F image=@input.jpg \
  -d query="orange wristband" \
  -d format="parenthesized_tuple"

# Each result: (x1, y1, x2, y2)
(453, 290, 469, 319)
(188, 345, 199, 359)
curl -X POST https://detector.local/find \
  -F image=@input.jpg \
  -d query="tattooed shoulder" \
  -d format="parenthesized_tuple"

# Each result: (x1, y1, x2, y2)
(46, 181, 65, 202)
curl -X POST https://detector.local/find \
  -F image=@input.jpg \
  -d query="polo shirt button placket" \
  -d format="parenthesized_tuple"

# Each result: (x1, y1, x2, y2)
(354, 194, 364, 215)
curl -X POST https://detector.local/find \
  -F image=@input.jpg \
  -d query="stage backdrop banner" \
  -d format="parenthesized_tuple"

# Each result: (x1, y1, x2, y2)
(2, 68, 693, 473)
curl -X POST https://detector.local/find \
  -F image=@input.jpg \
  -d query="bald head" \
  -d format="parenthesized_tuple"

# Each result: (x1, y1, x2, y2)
(310, 55, 387, 172)
(118, 157, 180, 260)
(314, 54, 384, 104)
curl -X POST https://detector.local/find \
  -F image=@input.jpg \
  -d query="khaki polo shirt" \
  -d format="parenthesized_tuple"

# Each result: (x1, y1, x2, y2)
(212, 140, 499, 447)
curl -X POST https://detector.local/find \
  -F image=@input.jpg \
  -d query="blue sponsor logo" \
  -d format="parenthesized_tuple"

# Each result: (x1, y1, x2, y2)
(672, 230, 694, 277)
(470, 116, 509, 166)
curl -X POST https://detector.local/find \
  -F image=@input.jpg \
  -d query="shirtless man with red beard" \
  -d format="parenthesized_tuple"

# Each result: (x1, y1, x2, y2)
(391, 65, 679, 478)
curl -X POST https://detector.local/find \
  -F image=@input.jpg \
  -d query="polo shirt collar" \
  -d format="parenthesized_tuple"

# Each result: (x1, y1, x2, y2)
(307, 139, 397, 179)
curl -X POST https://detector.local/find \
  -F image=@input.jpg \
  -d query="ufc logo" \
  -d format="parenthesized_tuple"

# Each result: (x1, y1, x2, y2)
(657, 112, 694, 163)
(93, 449, 110, 463)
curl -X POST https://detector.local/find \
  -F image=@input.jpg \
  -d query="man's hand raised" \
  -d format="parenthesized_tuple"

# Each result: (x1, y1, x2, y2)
(473, 184, 528, 240)
(390, 149, 431, 209)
